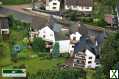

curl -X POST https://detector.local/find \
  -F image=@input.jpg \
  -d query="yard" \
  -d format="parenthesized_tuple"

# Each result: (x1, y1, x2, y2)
(0, 18, 67, 79)
(0, 16, 96, 79)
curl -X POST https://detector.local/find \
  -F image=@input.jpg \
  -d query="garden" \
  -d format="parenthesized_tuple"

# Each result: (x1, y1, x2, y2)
(0, 16, 88, 79)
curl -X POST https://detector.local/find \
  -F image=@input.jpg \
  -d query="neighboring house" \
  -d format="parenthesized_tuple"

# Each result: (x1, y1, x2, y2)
(69, 22, 88, 56)
(70, 32, 82, 43)
(30, 15, 69, 49)
(64, 0, 93, 12)
(73, 49, 96, 68)
(0, 15, 9, 35)
(104, 14, 118, 27)
(38, 26, 55, 42)
(32, 0, 46, 9)
(33, 0, 93, 13)
(69, 32, 82, 56)
(73, 36, 98, 68)
(46, 0, 60, 11)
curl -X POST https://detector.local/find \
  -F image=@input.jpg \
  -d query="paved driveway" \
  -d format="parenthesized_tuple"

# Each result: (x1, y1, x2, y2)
(0, 7, 32, 23)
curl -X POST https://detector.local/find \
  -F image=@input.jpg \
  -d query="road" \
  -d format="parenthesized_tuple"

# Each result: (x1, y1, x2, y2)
(0, 5, 108, 38)
(0, 4, 33, 23)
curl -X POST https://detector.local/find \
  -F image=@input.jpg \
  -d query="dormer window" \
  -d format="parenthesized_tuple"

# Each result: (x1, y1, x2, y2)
(53, 3, 57, 5)
(43, 35, 45, 38)
(88, 61, 92, 64)
(53, 7, 56, 9)
(73, 37, 76, 40)
(89, 57, 92, 59)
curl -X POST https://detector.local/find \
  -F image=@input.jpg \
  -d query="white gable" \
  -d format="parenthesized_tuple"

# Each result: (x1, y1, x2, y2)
(39, 26, 55, 42)
(70, 32, 82, 41)
(85, 49, 96, 68)
(85, 49, 95, 57)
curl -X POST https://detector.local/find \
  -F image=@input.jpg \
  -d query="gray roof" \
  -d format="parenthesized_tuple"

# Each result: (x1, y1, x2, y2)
(0, 16, 9, 29)
(32, 15, 69, 40)
(69, 22, 88, 36)
(49, 16, 69, 40)
(74, 36, 97, 56)
(31, 15, 50, 30)
(87, 29, 107, 45)
(65, 0, 93, 7)
(74, 29, 106, 58)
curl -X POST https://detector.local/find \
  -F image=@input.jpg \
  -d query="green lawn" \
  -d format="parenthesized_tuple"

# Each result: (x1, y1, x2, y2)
(1, 0, 32, 5)
(85, 69, 96, 79)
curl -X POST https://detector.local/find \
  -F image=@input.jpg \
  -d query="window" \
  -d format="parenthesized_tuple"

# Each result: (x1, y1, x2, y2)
(53, 7, 56, 9)
(70, 50, 73, 53)
(73, 6, 77, 8)
(72, 45, 75, 48)
(50, 34, 53, 36)
(73, 37, 76, 40)
(85, 7, 89, 9)
(77, 60, 80, 64)
(43, 35, 45, 38)
(88, 61, 92, 64)
(89, 57, 92, 59)
(53, 3, 57, 5)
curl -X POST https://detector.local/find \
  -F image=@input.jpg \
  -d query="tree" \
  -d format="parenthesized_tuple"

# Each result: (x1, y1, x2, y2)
(28, 69, 86, 79)
(32, 37, 46, 52)
(95, 18, 107, 27)
(101, 32, 119, 79)
(64, 10, 79, 21)
(51, 42, 60, 57)
(0, 43, 4, 57)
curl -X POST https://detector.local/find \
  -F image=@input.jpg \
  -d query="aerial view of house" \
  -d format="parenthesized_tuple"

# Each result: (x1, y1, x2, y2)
(0, 0, 119, 79)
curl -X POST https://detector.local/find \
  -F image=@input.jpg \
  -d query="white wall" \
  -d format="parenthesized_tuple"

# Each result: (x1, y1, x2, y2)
(58, 40, 70, 53)
(70, 32, 82, 42)
(46, 0, 60, 11)
(1, 29, 9, 34)
(65, 5, 93, 12)
(85, 49, 96, 68)
(39, 26, 55, 42)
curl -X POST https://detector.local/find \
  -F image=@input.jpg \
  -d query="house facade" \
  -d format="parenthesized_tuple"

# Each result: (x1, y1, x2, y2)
(38, 26, 55, 42)
(33, 0, 93, 13)
(46, 0, 60, 11)
(69, 32, 82, 56)
(72, 35, 99, 68)
(58, 40, 70, 53)
(64, 0, 93, 12)
(0, 15, 9, 35)
(73, 49, 96, 68)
